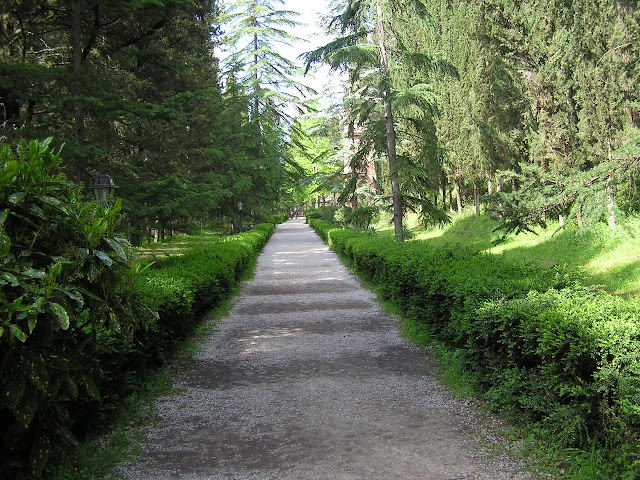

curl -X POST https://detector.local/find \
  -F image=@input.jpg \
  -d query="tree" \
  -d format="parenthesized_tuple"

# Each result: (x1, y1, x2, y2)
(288, 104, 346, 208)
(478, 0, 640, 233)
(305, 0, 452, 239)
(218, 0, 310, 220)
(1, 1, 280, 238)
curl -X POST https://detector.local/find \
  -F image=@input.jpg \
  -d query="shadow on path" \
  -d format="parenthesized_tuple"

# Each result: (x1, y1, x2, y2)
(118, 219, 533, 480)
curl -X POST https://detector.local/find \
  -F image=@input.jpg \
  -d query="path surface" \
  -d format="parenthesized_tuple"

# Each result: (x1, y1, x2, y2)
(119, 219, 533, 479)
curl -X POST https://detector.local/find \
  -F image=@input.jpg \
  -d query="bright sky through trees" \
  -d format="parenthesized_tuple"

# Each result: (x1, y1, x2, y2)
(279, 0, 339, 100)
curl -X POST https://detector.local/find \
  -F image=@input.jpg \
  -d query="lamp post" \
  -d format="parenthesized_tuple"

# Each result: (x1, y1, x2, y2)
(90, 173, 119, 205)
(237, 201, 244, 232)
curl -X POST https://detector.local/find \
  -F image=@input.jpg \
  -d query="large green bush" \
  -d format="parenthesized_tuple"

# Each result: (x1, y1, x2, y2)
(0, 139, 153, 478)
(0, 140, 277, 479)
(308, 219, 640, 477)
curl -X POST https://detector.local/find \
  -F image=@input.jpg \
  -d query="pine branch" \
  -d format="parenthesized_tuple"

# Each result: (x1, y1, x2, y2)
(302, 32, 370, 74)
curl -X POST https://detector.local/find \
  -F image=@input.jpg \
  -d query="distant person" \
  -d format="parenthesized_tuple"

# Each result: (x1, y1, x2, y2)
(294, 210, 298, 219)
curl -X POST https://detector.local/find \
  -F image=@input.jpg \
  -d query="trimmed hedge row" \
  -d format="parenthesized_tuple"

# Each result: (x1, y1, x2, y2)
(270, 213, 288, 224)
(81, 222, 277, 480)
(309, 219, 640, 476)
(133, 223, 275, 362)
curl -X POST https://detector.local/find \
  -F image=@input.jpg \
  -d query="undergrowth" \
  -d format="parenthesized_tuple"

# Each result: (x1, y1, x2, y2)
(50, 251, 259, 480)
(310, 218, 640, 479)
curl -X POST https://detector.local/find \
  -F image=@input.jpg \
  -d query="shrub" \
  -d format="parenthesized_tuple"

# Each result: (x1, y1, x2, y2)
(308, 220, 640, 476)
(304, 208, 320, 220)
(0, 139, 154, 479)
(334, 206, 379, 230)
(269, 213, 288, 224)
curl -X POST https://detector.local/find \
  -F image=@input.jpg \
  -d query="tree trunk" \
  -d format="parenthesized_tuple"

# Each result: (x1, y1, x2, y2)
(253, 30, 260, 116)
(607, 141, 616, 229)
(70, 0, 84, 136)
(456, 175, 464, 214)
(474, 182, 481, 216)
(576, 203, 584, 228)
(607, 178, 616, 229)
(351, 168, 359, 208)
(376, 1, 402, 240)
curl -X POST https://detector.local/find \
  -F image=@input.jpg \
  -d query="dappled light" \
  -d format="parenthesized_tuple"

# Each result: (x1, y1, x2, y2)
(238, 327, 305, 354)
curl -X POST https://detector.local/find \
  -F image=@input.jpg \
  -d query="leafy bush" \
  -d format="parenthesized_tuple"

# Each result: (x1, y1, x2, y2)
(305, 206, 338, 222)
(471, 290, 640, 450)
(270, 213, 288, 224)
(308, 220, 640, 477)
(304, 208, 320, 220)
(0, 139, 154, 479)
(0, 140, 277, 479)
(339, 206, 380, 230)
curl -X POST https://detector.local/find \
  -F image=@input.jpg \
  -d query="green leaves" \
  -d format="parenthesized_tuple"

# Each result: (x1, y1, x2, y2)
(9, 324, 28, 342)
(0, 139, 159, 477)
(48, 302, 70, 330)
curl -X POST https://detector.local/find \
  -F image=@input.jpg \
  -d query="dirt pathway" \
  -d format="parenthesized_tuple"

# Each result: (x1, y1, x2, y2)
(118, 219, 533, 479)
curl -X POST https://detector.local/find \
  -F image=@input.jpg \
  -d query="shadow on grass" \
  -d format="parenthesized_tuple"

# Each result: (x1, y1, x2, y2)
(495, 226, 613, 269)
(415, 214, 639, 295)
(585, 259, 640, 296)
(135, 233, 225, 260)
(423, 214, 500, 251)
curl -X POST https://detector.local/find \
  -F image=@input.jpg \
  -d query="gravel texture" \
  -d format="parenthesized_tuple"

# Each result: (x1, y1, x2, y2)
(117, 219, 535, 479)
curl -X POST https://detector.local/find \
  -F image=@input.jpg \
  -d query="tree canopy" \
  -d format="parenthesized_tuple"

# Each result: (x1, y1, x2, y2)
(2, 0, 639, 240)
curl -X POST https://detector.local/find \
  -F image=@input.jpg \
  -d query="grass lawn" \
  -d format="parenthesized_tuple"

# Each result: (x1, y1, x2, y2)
(134, 232, 224, 260)
(376, 211, 640, 295)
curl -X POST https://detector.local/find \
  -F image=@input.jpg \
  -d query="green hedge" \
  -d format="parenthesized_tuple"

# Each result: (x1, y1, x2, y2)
(270, 213, 288, 224)
(308, 219, 640, 476)
(135, 224, 274, 357)
(100, 223, 276, 406)
(0, 139, 279, 479)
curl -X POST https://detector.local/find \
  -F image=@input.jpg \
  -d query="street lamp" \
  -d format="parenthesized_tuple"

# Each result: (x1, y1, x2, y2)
(237, 201, 244, 232)
(90, 173, 119, 205)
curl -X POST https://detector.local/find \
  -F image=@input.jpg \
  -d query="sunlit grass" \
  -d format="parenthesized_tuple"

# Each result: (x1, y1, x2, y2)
(375, 210, 640, 295)
(134, 232, 225, 259)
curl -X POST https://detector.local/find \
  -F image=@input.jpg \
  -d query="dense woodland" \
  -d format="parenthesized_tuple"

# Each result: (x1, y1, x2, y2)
(1, 0, 305, 242)
(3, 0, 640, 239)
(298, 0, 640, 239)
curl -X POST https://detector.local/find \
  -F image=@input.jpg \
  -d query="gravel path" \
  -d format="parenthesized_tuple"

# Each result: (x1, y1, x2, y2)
(118, 219, 534, 479)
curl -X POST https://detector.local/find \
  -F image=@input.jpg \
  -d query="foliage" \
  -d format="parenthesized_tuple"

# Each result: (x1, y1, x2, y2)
(0, 138, 279, 478)
(287, 107, 346, 209)
(269, 213, 288, 224)
(305, 0, 455, 239)
(305, 206, 340, 223)
(0, 0, 296, 239)
(309, 219, 640, 477)
(334, 206, 379, 230)
(0, 139, 153, 479)
(305, 0, 640, 234)
(427, 0, 640, 230)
